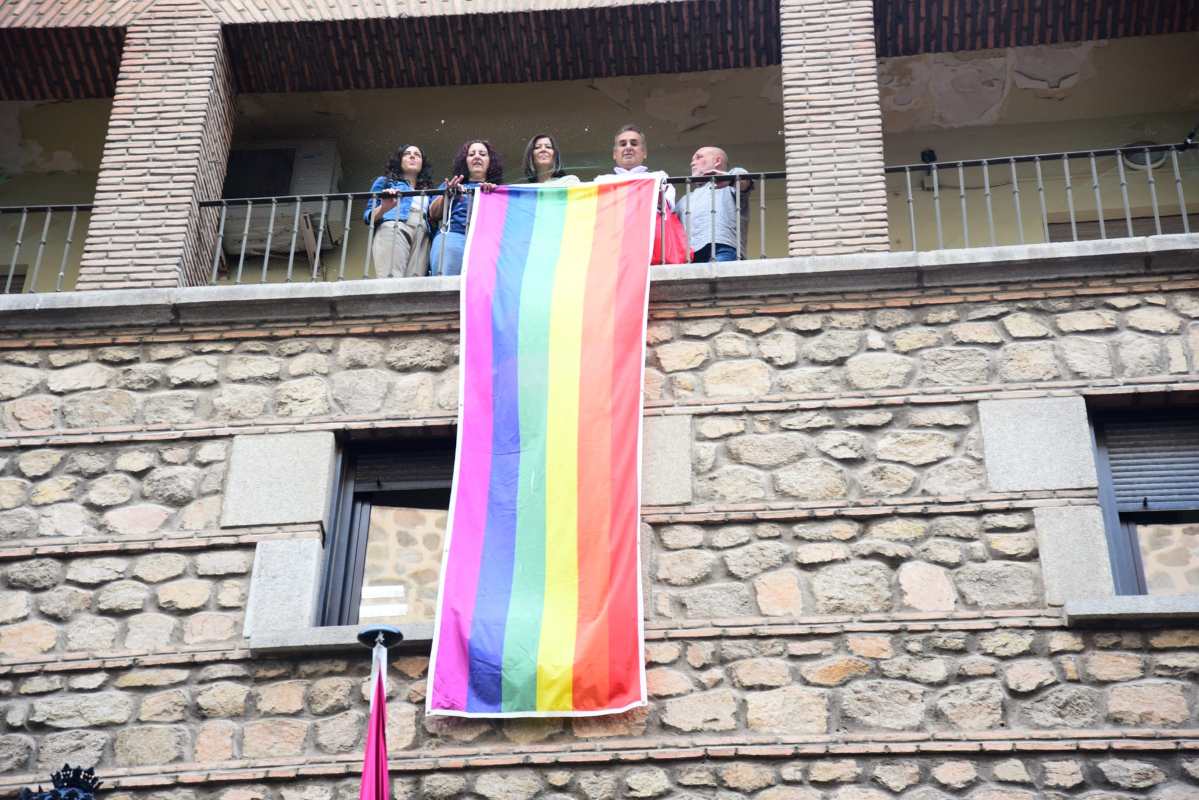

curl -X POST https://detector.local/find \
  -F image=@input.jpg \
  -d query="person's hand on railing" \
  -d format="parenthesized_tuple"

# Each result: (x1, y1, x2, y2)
(370, 188, 399, 225)
(429, 179, 461, 223)
(697, 169, 753, 193)
(478, 182, 498, 193)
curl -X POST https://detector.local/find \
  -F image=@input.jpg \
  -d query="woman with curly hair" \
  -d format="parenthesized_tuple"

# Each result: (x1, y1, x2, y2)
(428, 139, 502, 277)
(521, 133, 578, 186)
(363, 144, 435, 278)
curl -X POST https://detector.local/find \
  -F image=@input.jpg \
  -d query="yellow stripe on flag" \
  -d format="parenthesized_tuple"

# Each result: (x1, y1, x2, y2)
(536, 184, 597, 711)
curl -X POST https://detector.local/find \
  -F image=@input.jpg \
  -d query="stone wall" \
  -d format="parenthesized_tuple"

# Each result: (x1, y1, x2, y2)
(0, 337, 459, 434)
(645, 290, 1199, 404)
(0, 544, 251, 662)
(687, 403, 985, 503)
(647, 508, 1041, 620)
(0, 270, 1198, 797)
(0, 439, 226, 544)
(96, 753, 1199, 800)
(0, 290, 1192, 448)
(3, 620, 1199, 773)
(1, 288, 1195, 435)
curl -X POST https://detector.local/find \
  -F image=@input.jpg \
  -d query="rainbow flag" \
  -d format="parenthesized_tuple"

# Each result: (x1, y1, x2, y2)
(427, 177, 658, 717)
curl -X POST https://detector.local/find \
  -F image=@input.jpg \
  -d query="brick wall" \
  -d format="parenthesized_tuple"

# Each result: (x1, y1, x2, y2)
(779, 0, 890, 255)
(75, 3, 234, 291)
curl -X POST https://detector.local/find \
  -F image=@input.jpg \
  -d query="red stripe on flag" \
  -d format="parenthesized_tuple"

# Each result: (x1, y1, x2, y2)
(606, 181, 655, 709)
(572, 182, 625, 709)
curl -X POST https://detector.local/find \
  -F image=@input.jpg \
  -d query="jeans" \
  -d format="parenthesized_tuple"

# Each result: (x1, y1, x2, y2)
(430, 231, 466, 277)
(693, 243, 738, 263)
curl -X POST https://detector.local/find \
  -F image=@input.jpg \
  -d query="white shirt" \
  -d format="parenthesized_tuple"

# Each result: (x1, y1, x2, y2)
(595, 165, 676, 206)
(516, 174, 581, 187)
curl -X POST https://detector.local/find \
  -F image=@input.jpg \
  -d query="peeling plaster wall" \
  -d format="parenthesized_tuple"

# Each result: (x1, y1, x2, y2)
(0, 99, 110, 292)
(0, 99, 110, 200)
(233, 66, 785, 185)
(879, 33, 1199, 135)
(879, 43, 1106, 132)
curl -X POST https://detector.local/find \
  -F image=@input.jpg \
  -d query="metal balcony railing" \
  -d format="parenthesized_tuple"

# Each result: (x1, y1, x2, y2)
(2, 145, 1195, 295)
(1, 204, 91, 294)
(197, 172, 789, 286)
(885, 141, 1196, 252)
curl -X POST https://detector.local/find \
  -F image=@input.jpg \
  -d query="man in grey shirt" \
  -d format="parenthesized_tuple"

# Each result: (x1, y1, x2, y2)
(673, 146, 753, 263)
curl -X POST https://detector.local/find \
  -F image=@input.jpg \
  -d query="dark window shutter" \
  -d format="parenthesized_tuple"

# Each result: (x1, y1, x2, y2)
(1101, 418, 1199, 512)
(354, 445, 454, 490)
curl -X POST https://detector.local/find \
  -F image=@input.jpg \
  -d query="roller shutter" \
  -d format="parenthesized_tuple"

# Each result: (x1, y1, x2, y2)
(1101, 417, 1199, 513)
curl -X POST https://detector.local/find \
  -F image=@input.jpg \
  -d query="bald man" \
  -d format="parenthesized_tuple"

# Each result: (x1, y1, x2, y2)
(674, 146, 753, 263)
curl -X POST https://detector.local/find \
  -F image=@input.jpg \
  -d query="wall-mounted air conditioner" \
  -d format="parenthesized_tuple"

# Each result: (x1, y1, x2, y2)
(220, 139, 344, 262)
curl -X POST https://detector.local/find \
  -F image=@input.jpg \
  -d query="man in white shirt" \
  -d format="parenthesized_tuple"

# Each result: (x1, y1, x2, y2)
(595, 124, 676, 206)
(673, 146, 752, 263)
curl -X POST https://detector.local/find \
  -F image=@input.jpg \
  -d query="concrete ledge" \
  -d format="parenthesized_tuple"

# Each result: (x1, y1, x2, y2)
(248, 622, 433, 652)
(0, 234, 1194, 331)
(1065, 593, 1199, 624)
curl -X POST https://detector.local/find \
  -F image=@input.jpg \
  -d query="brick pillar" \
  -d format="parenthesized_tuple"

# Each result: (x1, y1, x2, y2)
(77, 3, 234, 290)
(779, 0, 890, 255)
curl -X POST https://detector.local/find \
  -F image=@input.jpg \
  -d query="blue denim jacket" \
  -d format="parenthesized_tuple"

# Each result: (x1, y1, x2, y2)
(363, 176, 425, 226)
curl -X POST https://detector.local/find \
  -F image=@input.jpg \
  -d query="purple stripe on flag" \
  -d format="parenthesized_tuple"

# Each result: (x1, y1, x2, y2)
(428, 192, 508, 711)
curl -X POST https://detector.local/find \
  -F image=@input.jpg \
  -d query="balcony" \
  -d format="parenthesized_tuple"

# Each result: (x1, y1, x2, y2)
(0, 24, 1197, 295)
(0, 94, 107, 294)
(193, 138, 1197, 289)
(886, 142, 1197, 253)
(4, 146, 1197, 296)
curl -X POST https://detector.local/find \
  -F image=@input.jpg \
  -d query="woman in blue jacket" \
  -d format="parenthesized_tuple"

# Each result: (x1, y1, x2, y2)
(427, 140, 502, 277)
(364, 144, 434, 277)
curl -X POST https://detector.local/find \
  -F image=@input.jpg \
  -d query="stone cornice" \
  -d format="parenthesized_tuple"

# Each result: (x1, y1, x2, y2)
(0, 235, 1195, 334)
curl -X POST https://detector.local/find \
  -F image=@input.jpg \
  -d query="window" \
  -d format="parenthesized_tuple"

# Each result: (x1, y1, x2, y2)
(1093, 411, 1199, 596)
(222, 148, 295, 199)
(318, 435, 455, 627)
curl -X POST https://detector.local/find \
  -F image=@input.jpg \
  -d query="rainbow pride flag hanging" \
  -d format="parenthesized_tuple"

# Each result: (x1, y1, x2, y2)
(426, 177, 659, 717)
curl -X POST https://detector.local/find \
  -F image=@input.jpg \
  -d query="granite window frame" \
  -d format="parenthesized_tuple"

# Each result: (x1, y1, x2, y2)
(1090, 410, 1199, 597)
(317, 438, 455, 629)
(238, 429, 452, 652)
(977, 395, 1199, 622)
(1059, 398, 1199, 624)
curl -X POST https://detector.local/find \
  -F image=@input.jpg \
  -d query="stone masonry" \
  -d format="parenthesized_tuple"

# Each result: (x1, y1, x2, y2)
(0, 267, 1197, 799)
(3, 0, 1198, 794)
